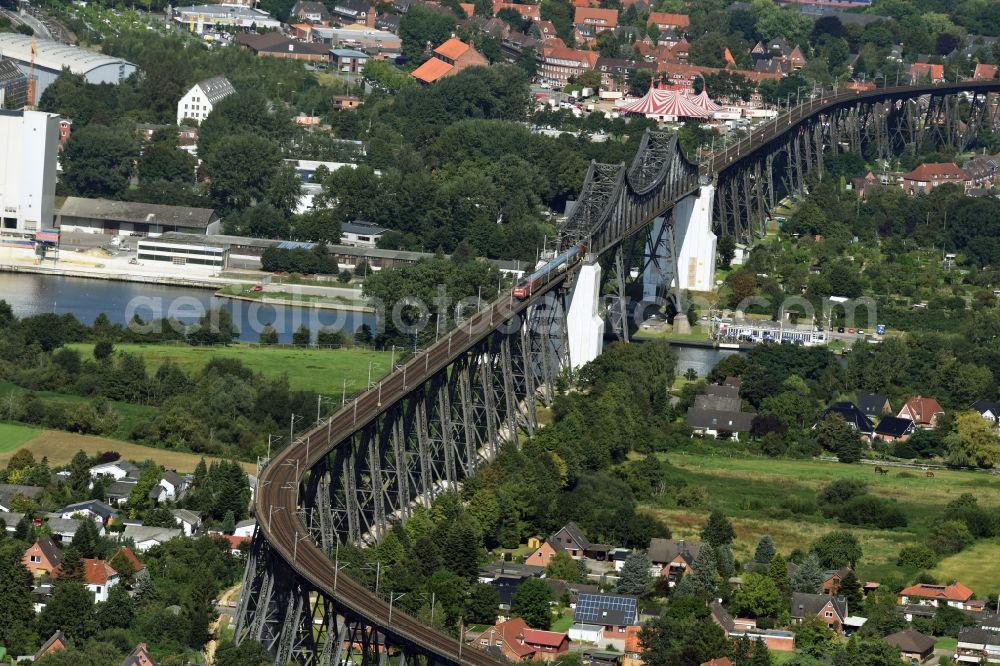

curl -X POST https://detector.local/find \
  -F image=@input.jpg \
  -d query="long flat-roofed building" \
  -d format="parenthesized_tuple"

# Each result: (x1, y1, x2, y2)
(0, 35, 136, 101)
(0, 109, 59, 234)
(57, 198, 221, 236)
(173, 3, 282, 34)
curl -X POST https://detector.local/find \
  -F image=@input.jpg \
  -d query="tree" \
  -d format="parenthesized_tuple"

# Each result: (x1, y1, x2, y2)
(674, 545, 717, 599)
(259, 325, 279, 344)
(399, 5, 456, 62)
(897, 544, 937, 569)
(616, 551, 652, 596)
(701, 509, 735, 547)
(139, 140, 197, 183)
(795, 615, 835, 658)
(70, 518, 101, 558)
(836, 435, 863, 464)
(511, 578, 552, 629)
(94, 339, 114, 361)
(96, 582, 135, 629)
(546, 551, 582, 583)
(638, 603, 728, 666)
(38, 581, 98, 641)
(733, 572, 784, 618)
(790, 553, 824, 594)
(215, 639, 272, 666)
(718, 235, 737, 270)
(0, 544, 34, 653)
(466, 583, 501, 624)
(811, 531, 862, 569)
(68, 449, 92, 496)
(837, 569, 863, 609)
(222, 510, 236, 534)
(768, 552, 790, 595)
(815, 413, 859, 456)
(929, 520, 973, 555)
(754, 535, 776, 564)
(62, 125, 138, 198)
(949, 411, 1000, 468)
(203, 133, 288, 212)
(750, 636, 771, 666)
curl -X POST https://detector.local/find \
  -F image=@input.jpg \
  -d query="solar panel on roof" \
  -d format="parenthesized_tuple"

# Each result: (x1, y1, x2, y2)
(574, 593, 637, 624)
(277, 241, 317, 250)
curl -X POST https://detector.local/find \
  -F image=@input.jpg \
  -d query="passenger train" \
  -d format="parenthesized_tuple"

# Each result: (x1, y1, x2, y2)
(512, 243, 588, 300)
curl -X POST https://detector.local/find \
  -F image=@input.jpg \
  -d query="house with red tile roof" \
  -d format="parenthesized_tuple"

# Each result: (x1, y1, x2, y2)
(534, 19, 557, 39)
(623, 626, 644, 666)
(973, 63, 998, 80)
(525, 540, 562, 567)
(109, 546, 145, 577)
(123, 643, 159, 666)
(901, 164, 970, 195)
(23, 537, 62, 577)
(493, 1, 540, 21)
(35, 631, 72, 661)
(647, 12, 689, 32)
(896, 395, 946, 427)
(906, 62, 945, 84)
(81, 558, 119, 602)
(574, 7, 617, 31)
(459, 2, 475, 16)
(898, 582, 983, 611)
(411, 38, 489, 83)
(700, 659, 733, 666)
(481, 618, 570, 661)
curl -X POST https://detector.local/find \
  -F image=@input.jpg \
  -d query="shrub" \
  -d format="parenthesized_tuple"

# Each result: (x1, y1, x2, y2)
(929, 520, 973, 555)
(818, 479, 869, 518)
(837, 495, 907, 529)
(897, 544, 937, 569)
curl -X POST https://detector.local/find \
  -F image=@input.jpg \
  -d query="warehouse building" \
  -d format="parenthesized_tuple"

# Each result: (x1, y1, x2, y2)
(173, 3, 282, 34)
(0, 35, 136, 101)
(136, 235, 228, 268)
(57, 198, 221, 236)
(0, 109, 59, 235)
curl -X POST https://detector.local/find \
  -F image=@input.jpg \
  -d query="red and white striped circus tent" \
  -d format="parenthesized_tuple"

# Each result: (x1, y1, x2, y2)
(687, 88, 724, 112)
(617, 81, 711, 120)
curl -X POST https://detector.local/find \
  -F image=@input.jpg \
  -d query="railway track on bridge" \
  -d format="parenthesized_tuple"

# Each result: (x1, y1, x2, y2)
(246, 80, 1000, 665)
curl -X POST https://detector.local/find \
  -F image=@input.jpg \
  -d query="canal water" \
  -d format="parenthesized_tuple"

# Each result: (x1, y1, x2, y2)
(671, 344, 742, 377)
(0, 273, 375, 343)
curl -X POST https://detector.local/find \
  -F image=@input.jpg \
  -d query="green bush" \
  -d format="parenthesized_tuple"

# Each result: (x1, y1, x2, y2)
(896, 544, 937, 569)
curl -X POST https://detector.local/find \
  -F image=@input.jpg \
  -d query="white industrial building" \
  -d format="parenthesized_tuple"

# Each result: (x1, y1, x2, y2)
(0, 109, 59, 234)
(0, 34, 136, 101)
(173, 3, 282, 34)
(177, 75, 236, 125)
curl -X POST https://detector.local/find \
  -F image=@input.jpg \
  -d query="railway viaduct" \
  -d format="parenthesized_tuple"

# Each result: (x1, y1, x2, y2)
(234, 80, 1000, 665)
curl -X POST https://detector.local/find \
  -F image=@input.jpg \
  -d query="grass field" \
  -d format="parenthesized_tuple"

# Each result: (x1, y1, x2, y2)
(67, 343, 393, 394)
(641, 452, 1000, 592)
(930, 539, 1000, 598)
(550, 610, 574, 633)
(0, 423, 41, 452)
(0, 431, 256, 474)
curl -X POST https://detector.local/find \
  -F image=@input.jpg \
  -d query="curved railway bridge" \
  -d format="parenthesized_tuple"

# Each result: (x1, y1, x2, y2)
(235, 80, 1000, 666)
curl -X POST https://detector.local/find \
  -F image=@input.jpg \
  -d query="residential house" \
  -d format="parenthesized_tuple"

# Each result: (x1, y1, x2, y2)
(885, 628, 935, 662)
(108, 546, 145, 578)
(331, 95, 361, 110)
(23, 537, 62, 577)
(964, 155, 1000, 187)
(609, 548, 629, 572)
(874, 416, 915, 443)
(897, 396, 945, 429)
(374, 13, 400, 32)
(623, 626, 644, 666)
(490, 570, 535, 608)
(902, 163, 970, 195)
(821, 567, 854, 595)
(700, 659, 733, 666)
(570, 593, 638, 642)
(82, 558, 119, 602)
(0, 510, 25, 533)
(35, 631, 72, 660)
(121, 525, 183, 552)
(646, 12, 689, 34)
(790, 593, 848, 633)
(411, 38, 489, 84)
(818, 402, 875, 440)
(149, 470, 187, 503)
(955, 627, 1000, 664)
(171, 509, 203, 536)
(709, 602, 796, 651)
(105, 480, 137, 506)
(525, 539, 562, 567)
(331, 0, 374, 26)
(493, 1, 540, 21)
(220, 534, 251, 556)
(176, 75, 236, 126)
(687, 384, 754, 438)
(648, 537, 704, 584)
(235, 33, 331, 61)
(123, 643, 160, 666)
(341, 220, 387, 247)
(291, 1, 331, 23)
(234, 518, 257, 538)
(857, 392, 892, 420)
(58, 499, 118, 528)
(972, 63, 998, 81)
(595, 57, 638, 92)
(539, 46, 598, 87)
(906, 62, 945, 84)
(90, 460, 140, 481)
(331, 48, 370, 74)
(534, 19, 557, 40)
(574, 7, 617, 32)
(898, 582, 982, 611)
(0, 483, 44, 511)
(971, 399, 1000, 425)
(46, 517, 84, 542)
(481, 618, 570, 661)
(550, 522, 611, 560)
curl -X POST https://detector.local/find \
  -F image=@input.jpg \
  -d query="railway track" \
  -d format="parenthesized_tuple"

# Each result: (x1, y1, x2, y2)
(256, 278, 567, 665)
(252, 80, 1000, 664)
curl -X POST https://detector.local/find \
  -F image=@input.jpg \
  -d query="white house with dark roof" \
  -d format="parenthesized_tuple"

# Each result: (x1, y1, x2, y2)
(177, 75, 236, 126)
(89, 460, 140, 481)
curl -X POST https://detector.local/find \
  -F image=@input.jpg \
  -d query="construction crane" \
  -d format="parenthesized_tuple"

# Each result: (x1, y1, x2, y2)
(26, 35, 36, 109)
